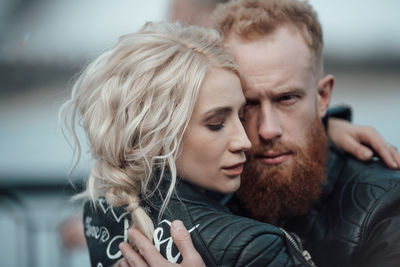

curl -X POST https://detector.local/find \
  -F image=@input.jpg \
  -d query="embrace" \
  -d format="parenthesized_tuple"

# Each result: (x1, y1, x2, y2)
(61, 0, 400, 266)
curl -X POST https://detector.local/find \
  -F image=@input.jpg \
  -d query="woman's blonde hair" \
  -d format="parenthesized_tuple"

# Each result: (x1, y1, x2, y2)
(60, 21, 238, 240)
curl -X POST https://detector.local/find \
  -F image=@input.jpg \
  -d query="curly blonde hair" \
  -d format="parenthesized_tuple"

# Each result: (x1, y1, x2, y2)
(60, 21, 238, 240)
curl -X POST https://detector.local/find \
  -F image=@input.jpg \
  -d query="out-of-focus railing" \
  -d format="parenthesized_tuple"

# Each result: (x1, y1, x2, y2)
(0, 181, 89, 267)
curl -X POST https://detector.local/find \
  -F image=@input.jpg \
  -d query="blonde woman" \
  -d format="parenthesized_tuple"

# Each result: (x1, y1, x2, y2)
(62, 22, 398, 267)
(60, 21, 317, 266)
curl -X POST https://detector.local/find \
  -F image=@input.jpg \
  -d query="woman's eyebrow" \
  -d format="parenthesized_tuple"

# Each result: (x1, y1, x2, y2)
(202, 107, 232, 121)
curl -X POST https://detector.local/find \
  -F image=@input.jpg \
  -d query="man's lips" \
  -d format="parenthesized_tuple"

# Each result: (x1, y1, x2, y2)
(255, 151, 292, 165)
(222, 161, 246, 176)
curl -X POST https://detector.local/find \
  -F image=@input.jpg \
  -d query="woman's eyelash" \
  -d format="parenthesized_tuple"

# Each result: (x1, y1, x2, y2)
(207, 124, 224, 131)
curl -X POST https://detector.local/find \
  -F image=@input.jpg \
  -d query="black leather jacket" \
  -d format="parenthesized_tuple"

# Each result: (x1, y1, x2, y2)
(84, 178, 315, 267)
(285, 144, 400, 267)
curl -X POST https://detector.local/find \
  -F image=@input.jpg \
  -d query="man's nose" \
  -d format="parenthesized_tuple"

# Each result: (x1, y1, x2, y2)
(258, 107, 282, 142)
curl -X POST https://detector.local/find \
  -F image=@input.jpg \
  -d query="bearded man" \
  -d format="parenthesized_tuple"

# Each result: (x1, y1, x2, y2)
(111, 0, 400, 266)
(210, 0, 400, 266)
(222, 0, 335, 225)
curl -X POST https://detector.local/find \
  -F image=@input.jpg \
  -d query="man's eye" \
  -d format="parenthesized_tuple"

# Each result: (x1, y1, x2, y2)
(237, 106, 245, 122)
(207, 124, 224, 131)
(238, 112, 246, 123)
(245, 100, 259, 107)
(243, 100, 259, 114)
(278, 95, 298, 105)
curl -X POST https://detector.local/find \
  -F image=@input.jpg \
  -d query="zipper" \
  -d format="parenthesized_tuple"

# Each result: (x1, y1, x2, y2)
(280, 228, 316, 266)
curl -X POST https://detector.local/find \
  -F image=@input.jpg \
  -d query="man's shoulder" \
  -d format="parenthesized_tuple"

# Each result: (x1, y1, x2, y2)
(331, 146, 400, 189)
(328, 148, 400, 227)
(342, 161, 400, 201)
(287, 148, 400, 266)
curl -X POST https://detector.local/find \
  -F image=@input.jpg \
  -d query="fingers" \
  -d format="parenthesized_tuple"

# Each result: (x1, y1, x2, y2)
(328, 119, 399, 169)
(119, 241, 149, 267)
(119, 259, 130, 267)
(121, 222, 205, 267)
(389, 144, 400, 169)
(170, 220, 196, 258)
(358, 128, 399, 169)
(171, 220, 206, 267)
(126, 228, 170, 267)
(328, 119, 372, 160)
(341, 135, 374, 161)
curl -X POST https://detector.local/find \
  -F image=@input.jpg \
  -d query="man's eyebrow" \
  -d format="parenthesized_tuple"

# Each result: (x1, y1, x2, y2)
(274, 87, 306, 96)
(244, 87, 306, 99)
(202, 107, 232, 120)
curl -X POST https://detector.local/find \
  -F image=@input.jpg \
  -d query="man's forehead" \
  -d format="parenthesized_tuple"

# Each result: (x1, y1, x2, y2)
(224, 26, 317, 70)
(241, 74, 311, 99)
(225, 29, 318, 93)
(238, 61, 315, 98)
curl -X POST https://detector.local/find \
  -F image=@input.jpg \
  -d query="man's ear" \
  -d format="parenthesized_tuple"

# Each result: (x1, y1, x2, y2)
(317, 74, 334, 118)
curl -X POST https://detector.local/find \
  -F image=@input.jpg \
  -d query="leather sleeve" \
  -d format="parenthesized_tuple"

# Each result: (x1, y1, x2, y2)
(323, 104, 353, 129)
(185, 204, 311, 266)
(351, 182, 400, 267)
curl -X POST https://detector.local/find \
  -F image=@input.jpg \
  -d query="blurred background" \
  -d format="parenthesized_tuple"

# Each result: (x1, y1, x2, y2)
(0, 0, 399, 266)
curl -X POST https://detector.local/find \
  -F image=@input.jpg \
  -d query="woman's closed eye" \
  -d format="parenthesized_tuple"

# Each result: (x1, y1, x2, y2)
(205, 115, 226, 131)
(207, 123, 224, 131)
(203, 107, 231, 131)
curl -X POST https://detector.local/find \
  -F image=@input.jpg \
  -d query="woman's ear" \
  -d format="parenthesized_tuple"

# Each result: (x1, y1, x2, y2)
(317, 74, 334, 118)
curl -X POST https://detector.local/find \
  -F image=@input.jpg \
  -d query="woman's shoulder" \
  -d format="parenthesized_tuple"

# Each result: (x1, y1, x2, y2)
(83, 197, 131, 267)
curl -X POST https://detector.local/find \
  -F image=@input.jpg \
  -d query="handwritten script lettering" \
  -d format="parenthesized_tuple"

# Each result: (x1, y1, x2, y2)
(153, 219, 200, 263)
(107, 218, 129, 259)
(85, 217, 110, 242)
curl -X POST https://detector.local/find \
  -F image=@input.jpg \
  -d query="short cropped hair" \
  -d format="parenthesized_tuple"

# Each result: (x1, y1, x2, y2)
(214, 0, 324, 71)
(61, 22, 238, 239)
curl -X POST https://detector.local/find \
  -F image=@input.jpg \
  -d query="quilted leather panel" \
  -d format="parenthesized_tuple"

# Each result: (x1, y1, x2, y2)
(285, 146, 400, 267)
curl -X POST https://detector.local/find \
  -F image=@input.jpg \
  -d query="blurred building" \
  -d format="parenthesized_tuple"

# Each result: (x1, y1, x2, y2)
(0, 1, 168, 266)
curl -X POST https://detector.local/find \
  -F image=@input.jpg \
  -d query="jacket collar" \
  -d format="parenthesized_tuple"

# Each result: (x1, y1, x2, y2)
(156, 171, 231, 204)
(174, 178, 232, 204)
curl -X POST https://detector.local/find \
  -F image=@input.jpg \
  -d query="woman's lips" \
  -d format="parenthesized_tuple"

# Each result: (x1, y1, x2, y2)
(256, 152, 292, 165)
(222, 162, 245, 176)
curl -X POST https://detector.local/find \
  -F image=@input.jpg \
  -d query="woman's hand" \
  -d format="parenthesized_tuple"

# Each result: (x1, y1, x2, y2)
(328, 118, 399, 169)
(118, 220, 205, 267)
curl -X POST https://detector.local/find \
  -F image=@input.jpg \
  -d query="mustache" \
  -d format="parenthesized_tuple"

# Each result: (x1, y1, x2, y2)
(246, 141, 299, 157)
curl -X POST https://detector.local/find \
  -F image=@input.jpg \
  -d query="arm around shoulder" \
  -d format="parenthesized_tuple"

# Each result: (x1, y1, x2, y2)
(197, 215, 314, 266)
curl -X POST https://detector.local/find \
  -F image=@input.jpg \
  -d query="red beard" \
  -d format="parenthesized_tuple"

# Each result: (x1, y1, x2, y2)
(236, 118, 328, 225)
